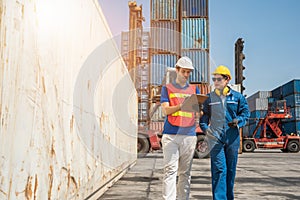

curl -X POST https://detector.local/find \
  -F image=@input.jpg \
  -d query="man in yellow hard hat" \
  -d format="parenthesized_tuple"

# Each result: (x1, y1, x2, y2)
(160, 56, 200, 200)
(200, 65, 250, 200)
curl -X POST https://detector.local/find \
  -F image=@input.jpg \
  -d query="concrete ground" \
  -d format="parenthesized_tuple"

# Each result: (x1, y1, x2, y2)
(99, 150, 300, 200)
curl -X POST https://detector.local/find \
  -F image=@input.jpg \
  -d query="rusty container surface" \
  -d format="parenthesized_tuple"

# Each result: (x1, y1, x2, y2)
(0, 0, 137, 199)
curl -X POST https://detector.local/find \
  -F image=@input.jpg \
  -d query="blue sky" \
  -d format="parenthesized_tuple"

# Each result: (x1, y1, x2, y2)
(98, 0, 300, 96)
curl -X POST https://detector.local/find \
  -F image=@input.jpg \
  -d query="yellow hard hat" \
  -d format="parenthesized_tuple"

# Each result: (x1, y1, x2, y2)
(212, 65, 232, 80)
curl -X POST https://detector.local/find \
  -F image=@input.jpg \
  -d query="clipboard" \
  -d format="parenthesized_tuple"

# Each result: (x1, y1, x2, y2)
(181, 94, 208, 112)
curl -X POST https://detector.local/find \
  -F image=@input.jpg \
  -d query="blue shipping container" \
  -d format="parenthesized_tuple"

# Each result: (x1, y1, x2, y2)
(271, 86, 282, 99)
(151, 21, 180, 54)
(249, 123, 262, 138)
(284, 93, 300, 108)
(250, 110, 268, 119)
(151, 0, 179, 20)
(181, 50, 209, 83)
(182, 0, 208, 17)
(282, 121, 300, 135)
(150, 54, 177, 85)
(181, 18, 208, 49)
(282, 79, 300, 97)
(282, 106, 300, 122)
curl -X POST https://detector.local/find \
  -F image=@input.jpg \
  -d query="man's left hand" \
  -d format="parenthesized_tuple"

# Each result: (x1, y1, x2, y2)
(228, 119, 238, 127)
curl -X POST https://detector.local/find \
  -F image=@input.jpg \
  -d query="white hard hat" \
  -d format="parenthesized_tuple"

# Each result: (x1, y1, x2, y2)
(175, 56, 194, 70)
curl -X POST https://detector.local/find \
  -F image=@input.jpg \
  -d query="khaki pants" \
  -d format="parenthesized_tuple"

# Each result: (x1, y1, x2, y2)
(162, 134, 197, 200)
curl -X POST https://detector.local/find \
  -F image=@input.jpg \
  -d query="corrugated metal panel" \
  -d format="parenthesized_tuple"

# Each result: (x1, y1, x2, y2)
(181, 50, 209, 83)
(151, 0, 179, 20)
(247, 91, 272, 101)
(271, 86, 282, 99)
(282, 79, 300, 97)
(248, 98, 269, 112)
(0, 1, 137, 199)
(282, 121, 300, 135)
(284, 94, 300, 108)
(151, 21, 180, 53)
(181, 18, 208, 49)
(150, 54, 177, 85)
(182, 0, 208, 18)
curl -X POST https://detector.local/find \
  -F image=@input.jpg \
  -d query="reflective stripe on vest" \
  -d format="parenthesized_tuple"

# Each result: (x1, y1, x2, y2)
(169, 93, 191, 99)
(166, 83, 196, 127)
(172, 111, 193, 118)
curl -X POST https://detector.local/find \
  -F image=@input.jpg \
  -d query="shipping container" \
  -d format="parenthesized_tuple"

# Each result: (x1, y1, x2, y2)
(182, 0, 208, 17)
(249, 123, 262, 138)
(151, 0, 179, 20)
(181, 18, 208, 49)
(250, 110, 268, 119)
(282, 106, 300, 122)
(284, 93, 300, 108)
(268, 97, 276, 104)
(181, 50, 209, 83)
(0, 1, 137, 199)
(247, 91, 272, 102)
(150, 54, 178, 85)
(247, 98, 269, 112)
(282, 79, 300, 97)
(282, 121, 300, 135)
(151, 21, 180, 53)
(271, 86, 282, 99)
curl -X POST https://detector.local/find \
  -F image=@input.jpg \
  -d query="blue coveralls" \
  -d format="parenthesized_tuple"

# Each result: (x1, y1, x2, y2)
(200, 88, 250, 200)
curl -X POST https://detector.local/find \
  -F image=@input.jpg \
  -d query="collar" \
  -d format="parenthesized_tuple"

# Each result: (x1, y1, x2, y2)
(172, 81, 189, 89)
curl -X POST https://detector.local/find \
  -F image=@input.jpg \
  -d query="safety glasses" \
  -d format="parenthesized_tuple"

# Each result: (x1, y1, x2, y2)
(212, 77, 224, 82)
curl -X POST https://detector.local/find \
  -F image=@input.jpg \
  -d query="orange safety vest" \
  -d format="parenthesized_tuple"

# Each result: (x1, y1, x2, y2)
(166, 83, 196, 127)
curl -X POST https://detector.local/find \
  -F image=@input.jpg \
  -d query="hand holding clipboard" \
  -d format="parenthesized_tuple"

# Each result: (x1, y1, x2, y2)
(181, 94, 208, 112)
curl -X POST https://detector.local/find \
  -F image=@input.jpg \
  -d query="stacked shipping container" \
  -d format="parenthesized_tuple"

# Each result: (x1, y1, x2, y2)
(150, 0, 210, 122)
(150, 0, 180, 86)
(243, 91, 272, 137)
(181, 0, 209, 83)
(150, 0, 209, 85)
(243, 80, 300, 137)
(273, 80, 300, 134)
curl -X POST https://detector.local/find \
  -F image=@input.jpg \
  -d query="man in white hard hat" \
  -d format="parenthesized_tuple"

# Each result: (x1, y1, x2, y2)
(160, 56, 200, 200)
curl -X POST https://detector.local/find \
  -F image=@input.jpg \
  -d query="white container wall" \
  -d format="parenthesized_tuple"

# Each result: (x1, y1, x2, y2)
(248, 98, 269, 112)
(0, 0, 137, 199)
(247, 91, 272, 103)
